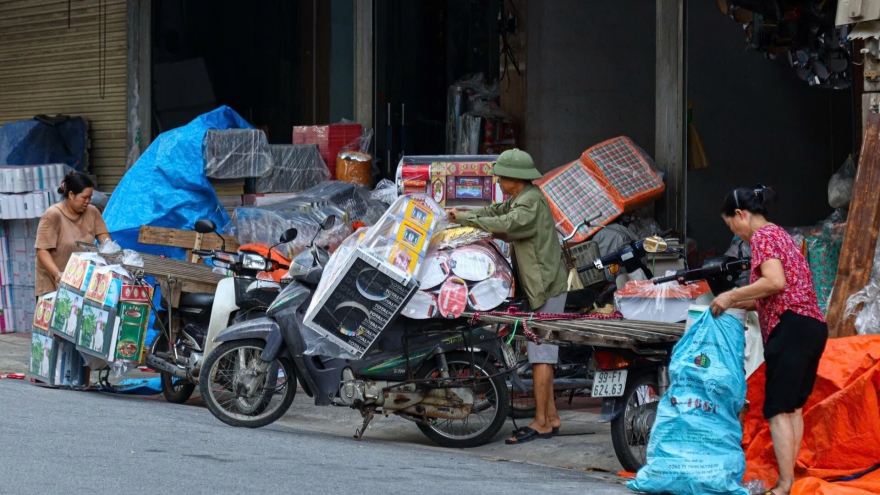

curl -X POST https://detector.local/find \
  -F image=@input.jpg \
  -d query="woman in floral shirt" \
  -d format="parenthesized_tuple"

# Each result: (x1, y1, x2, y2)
(710, 185, 827, 495)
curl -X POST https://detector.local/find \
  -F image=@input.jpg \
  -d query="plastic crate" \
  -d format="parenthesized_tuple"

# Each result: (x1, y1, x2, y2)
(565, 240, 605, 288)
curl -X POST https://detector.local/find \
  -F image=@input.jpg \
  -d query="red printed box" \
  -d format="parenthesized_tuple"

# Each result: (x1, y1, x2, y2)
(292, 123, 362, 179)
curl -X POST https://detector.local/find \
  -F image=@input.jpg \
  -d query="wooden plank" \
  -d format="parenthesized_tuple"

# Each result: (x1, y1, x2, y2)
(138, 226, 240, 253)
(656, 0, 687, 235)
(827, 112, 880, 337)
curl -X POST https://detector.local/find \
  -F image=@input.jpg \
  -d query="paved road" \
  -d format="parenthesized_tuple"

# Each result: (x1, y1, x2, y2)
(0, 380, 632, 495)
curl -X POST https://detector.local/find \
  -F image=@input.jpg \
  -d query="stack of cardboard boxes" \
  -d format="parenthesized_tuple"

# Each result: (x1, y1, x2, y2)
(0, 218, 39, 332)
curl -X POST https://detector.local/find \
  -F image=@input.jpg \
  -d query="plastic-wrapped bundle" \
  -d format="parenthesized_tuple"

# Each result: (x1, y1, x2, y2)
(230, 201, 351, 260)
(536, 160, 626, 244)
(255, 144, 329, 193)
(615, 279, 713, 323)
(845, 235, 880, 335)
(203, 129, 273, 179)
(580, 136, 665, 212)
(299, 181, 373, 221)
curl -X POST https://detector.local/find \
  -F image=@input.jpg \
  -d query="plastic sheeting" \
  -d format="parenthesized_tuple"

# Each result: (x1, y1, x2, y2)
(0, 116, 88, 170)
(203, 128, 273, 179)
(615, 279, 713, 323)
(103, 106, 249, 260)
(255, 144, 329, 193)
(742, 335, 880, 495)
(846, 234, 880, 335)
(628, 310, 748, 495)
(229, 201, 352, 260)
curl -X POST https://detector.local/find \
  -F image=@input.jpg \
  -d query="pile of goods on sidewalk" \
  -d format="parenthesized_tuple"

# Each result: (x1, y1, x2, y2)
(27, 251, 154, 387)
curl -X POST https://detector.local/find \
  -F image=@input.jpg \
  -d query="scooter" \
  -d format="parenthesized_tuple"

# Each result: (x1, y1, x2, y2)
(144, 219, 289, 403)
(198, 217, 513, 449)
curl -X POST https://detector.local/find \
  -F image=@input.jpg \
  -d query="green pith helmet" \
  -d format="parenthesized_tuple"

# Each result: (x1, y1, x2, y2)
(490, 148, 542, 180)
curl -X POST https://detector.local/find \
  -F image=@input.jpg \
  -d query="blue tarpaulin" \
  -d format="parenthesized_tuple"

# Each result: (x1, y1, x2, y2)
(103, 106, 251, 259)
(0, 116, 88, 170)
(103, 106, 252, 346)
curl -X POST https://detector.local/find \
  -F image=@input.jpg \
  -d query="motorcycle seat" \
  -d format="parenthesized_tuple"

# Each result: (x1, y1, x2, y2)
(179, 292, 215, 308)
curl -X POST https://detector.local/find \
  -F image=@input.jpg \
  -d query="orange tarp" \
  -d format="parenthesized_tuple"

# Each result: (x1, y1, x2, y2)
(742, 335, 880, 494)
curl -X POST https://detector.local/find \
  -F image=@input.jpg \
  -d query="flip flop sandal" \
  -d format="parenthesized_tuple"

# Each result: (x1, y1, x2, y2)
(510, 426, 560, 436)
(505, 426, 552, 445)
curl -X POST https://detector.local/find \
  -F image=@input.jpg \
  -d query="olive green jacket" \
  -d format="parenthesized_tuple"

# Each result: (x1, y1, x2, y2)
(456, 184, 567, 309)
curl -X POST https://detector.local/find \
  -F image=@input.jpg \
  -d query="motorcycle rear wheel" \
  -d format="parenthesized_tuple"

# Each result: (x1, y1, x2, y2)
(153, 334, 196, 404)
(199, 339, 296, 428)
(610, 372, 660, 472)
(415, 352, 510, 448)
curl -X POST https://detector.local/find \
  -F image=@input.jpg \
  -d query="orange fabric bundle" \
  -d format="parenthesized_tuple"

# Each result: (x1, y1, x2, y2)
(535, 160, 625, 244)
(742, 335, 880, 494)
(580, 136, 665, 212)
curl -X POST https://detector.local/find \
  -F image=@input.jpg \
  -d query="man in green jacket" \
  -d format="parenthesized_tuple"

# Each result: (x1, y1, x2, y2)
(449, 149, 568, 444)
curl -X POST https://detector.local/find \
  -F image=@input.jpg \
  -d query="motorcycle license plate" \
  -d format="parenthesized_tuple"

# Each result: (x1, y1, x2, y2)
(501, 343, 518, 369)
(591, 370, 628, 397)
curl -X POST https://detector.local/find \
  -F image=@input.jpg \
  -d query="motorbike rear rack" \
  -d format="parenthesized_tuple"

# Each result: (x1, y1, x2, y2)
(463, 311, 685, 349)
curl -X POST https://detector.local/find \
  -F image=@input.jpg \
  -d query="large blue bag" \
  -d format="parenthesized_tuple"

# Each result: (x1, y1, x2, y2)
(628, 310, 748, 495)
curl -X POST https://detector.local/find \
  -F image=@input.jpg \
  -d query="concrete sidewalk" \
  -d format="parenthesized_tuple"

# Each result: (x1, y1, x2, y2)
(0, 330, 628, 480)
(0, 332, 31, 374)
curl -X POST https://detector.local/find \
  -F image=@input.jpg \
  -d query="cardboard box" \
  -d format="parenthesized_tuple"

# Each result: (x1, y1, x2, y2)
(75, 301, 117, 360)
(33, 295, 54, 331)
(303, 248, 418, 359)
(53, 338, 87, 387)
(48, 286, 85, 342)
(27, 330, 55, 382)
(111, 302, 150, 363)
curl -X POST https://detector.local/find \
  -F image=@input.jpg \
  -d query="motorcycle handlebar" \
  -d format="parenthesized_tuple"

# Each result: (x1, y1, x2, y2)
(652, 273, 680, 285)
(193, 249, 213, 257)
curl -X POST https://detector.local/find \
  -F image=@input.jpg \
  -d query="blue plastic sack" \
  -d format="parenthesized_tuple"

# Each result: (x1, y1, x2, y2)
(628, 309, 748, 495)
(103, 106, 251, 260)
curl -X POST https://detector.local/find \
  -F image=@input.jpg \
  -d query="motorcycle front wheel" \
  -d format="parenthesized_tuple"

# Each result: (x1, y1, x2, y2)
(415, 352, 510, 448)
(610, 372, 660, 472)
(199, 339, 296, 428)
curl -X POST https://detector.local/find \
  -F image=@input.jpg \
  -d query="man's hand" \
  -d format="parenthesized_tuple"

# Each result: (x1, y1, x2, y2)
(447, 208, 461, 221)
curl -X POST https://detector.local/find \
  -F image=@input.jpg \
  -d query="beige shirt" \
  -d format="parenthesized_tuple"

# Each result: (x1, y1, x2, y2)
(34, 204, 108, 296)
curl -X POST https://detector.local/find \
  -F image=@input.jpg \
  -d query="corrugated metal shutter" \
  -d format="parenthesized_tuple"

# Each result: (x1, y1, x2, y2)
(0, 0, 128, 191)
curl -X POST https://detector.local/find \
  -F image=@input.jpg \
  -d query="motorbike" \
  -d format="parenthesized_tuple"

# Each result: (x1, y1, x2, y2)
(198, 216, 512, 449)
(145, 219, 290, 403)
(589, 246, 752, 471)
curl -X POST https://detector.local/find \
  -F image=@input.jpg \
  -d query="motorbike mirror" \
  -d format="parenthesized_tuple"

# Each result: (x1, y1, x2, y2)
(321, 215, 336, 231)
(642, 236, 668, 254)
(280, 228, 298, 244)
(194, 219, 216, 234)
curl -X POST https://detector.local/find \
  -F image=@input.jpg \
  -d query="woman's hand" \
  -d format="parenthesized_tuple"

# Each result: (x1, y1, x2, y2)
(710, 291, 735, 317)
(54, 271, 62, 287)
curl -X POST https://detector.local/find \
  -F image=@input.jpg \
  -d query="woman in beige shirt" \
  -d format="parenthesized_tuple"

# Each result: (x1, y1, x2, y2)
(35, 171, 111, 296)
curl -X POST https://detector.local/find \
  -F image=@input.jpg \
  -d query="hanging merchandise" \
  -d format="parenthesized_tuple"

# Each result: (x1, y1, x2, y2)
(717, 1, 852, 89)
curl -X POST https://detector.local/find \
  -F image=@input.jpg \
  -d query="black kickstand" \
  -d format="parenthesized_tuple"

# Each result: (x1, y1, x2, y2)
(354, 407, 375, 441)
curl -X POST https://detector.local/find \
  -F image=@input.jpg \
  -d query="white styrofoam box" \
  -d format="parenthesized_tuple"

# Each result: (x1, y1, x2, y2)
(7, 219, 27, 238)
(9, 237, 26, 258)
(26, 241, 36, 258)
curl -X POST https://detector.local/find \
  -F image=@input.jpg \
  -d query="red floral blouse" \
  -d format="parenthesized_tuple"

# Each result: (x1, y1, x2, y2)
(750, 224, 825, 342)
